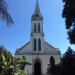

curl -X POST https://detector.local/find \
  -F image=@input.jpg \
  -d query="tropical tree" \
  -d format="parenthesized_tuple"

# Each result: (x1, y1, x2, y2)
(0, 46, 31, 75)
(0, 46, 4, 75)
(14, 70, 27, 75)
(0, 0, 14, 26)
(0, 46, 14, 75)
(15, 56, 31, 71)
(62, 0, 75, 44)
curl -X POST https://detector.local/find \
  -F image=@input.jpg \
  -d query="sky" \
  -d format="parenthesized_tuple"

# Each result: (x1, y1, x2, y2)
(0, 0, 75, 55)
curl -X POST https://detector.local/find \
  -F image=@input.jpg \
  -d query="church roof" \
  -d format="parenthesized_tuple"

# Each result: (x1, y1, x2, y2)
(15, 41, 60, 55)
(31, 0, 43, 20)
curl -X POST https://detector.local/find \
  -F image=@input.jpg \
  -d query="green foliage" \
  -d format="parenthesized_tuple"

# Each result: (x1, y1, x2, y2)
(0, 0, 14, 26)
(15, 56, 31, 70)
(0, 46, 14, 75)
(62, 0, 75, 44)
(0, 46, 31, 75)
(14, 70, 27, 75)
(68, 27, 75, 44)
(47, 56, 61, 75)
(62, 47, 75, 75)
(47, 47, 75, 75)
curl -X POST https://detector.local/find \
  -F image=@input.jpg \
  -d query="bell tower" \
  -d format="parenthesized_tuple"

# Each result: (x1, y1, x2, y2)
(31, 0, 44, 52)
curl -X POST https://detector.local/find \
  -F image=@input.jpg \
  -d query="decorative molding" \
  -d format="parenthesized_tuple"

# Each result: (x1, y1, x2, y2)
(15, 51, 60, 55)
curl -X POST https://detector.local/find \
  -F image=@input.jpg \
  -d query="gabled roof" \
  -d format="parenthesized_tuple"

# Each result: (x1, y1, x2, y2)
(15, 41, 31, 55)
(15, 41, 60, 55)
(44, 41, 61, 55)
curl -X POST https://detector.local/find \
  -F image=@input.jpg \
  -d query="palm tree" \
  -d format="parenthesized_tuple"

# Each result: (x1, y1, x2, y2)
(0, 46, 13, 75)
(0, 0, 14, 26)
(3, 50, 13, 75)
(0, 46, 31, 75)
(0, 47, 4, 75)
(14, 70, 27, 75)
(15, 56, 31, 71)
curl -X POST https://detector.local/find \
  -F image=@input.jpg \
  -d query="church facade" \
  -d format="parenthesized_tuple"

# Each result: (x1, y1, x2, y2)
(15, 0, 61, 75)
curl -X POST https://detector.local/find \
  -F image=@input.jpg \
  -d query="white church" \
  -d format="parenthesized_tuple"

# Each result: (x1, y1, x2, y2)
(15, 0, 61, 75)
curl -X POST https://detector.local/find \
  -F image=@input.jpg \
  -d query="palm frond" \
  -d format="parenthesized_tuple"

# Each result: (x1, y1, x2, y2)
(0, 0, 14, 26)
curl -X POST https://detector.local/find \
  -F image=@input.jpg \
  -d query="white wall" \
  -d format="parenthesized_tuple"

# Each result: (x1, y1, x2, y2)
(15, 53, 61, 75)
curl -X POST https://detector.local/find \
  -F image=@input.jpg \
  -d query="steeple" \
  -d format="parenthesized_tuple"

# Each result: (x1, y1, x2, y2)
(31, 0, 43, 21)
(34, 0, 41, 16)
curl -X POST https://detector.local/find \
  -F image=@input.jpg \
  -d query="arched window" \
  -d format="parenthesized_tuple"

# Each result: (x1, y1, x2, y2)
(38, 39, 41, 51)
(50, 56, 55, 66)
(34, 23, 36, 32)
(38, 23, 40, 32)
(34, 39, 37, 51)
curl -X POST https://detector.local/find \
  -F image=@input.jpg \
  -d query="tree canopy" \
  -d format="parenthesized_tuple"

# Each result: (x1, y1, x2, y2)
(62, 0, 75, 44)
(0, 46, 31, 75)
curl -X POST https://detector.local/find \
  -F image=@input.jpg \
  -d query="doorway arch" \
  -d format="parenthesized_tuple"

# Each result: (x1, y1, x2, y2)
(34, 59, 41, 75)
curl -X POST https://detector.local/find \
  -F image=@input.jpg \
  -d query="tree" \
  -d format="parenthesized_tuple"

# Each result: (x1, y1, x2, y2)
(47, 47, 75, 75)
(62, 47, 75, 75)
(62, 0, 75, 44)
(0, 46, 31, 75)
(0, 0, 14, 26)
(0, 46, 14, 75)
(47, 56, 61, 75)
(14, 70, 27, 75)
(0, 46, 4, 75)
(14, 56, 31, 71)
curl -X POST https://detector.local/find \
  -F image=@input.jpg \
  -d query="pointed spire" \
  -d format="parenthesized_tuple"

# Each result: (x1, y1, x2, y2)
(34, 0, 41, 16)
(31, 0, 43, 20)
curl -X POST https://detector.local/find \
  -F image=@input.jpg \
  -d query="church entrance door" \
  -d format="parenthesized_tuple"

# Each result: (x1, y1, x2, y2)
(34, 60, 41, 75)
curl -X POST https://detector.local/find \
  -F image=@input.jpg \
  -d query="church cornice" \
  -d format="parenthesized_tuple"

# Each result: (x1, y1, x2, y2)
(31, 15, 43, 21)
(15, 51, 60, 55)
(30, 32, 44, 37)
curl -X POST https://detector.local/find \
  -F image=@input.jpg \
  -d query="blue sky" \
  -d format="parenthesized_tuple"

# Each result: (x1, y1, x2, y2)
(0, 0, 75, 55)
